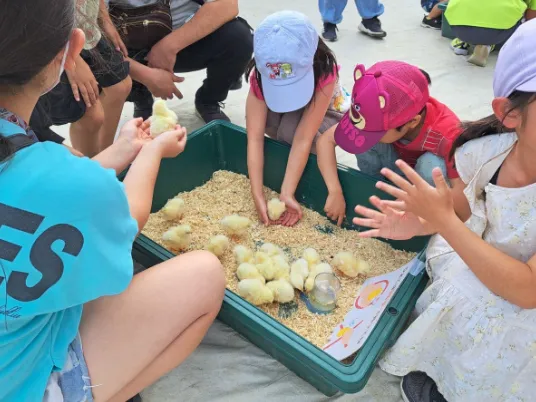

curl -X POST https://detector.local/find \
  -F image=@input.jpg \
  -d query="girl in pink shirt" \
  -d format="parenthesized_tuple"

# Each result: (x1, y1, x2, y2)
(245, 11, 350, 227)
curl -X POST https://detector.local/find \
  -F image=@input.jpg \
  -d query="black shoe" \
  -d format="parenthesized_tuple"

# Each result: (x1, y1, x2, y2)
(322, 22, 338, 42)
(127, 394, 142, 402)
(229, 78, 243, 91)
(358, 17, 387, 38)
(195, 102, 230, 123)
(421, 15, 442, 30)
(133, 98, 154, 120)
(400, 372, 447, 402)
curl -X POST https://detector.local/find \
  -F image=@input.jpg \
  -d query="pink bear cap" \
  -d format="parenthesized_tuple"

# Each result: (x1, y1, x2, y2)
(334, 61, 430, 154)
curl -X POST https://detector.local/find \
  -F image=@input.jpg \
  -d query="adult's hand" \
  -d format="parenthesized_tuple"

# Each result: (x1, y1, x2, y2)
(101, 18, 128, 57)
(147, 37, 178, 73)
(66, 57, 100, 107)
(145, 68, 184, 100)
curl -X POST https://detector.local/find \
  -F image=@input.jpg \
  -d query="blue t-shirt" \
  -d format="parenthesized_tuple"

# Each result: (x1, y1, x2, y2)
(0, 120, 139, 401)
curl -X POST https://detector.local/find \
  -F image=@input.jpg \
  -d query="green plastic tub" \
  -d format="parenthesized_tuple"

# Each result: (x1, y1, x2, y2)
(439, 3, 455, 40)
(131, 121, 429, 396)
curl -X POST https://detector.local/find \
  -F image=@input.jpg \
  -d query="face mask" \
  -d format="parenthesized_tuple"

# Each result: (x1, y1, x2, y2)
(41, 42, 70, 96)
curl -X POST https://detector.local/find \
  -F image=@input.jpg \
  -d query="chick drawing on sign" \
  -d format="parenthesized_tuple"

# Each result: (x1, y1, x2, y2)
(354, 280, 389, 309)
(323, 321, 363, 350)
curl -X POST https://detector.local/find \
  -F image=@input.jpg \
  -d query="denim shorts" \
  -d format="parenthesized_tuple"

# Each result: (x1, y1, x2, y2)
(421, 0, 440, 13)
(44, 334, 95, 402)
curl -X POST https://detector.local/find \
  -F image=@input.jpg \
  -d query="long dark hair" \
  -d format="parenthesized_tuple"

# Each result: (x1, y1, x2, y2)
(245, 37, 338, 107)
(449, 91, 536, 160)
(0, 0, 76, 163)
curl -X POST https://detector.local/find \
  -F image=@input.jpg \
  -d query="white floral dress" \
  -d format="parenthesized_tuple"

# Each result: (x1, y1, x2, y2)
(380, 133, 536, 402)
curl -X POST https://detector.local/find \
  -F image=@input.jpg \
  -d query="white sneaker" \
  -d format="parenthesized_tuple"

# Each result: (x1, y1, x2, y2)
(467, 45, 492, 67)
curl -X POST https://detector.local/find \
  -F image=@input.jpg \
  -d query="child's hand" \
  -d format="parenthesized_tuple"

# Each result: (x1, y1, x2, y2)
(278, 194, 303, 227)
(117, 118, 153, 160)
(324, 190, 346, 226)
(253, 194, 270, 226)
(376, 160, 456, 230)
(66, 56, 99, 107)
(150, 125, 187, 158)
(353, 196, 423, 240)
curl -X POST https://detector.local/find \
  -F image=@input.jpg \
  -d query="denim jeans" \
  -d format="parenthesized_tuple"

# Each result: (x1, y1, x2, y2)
(319, 0, 384, 23)
(356, 142, 449, 186)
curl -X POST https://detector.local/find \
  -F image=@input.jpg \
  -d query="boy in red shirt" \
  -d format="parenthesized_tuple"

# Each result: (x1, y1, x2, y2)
(317, 61, 463, 225)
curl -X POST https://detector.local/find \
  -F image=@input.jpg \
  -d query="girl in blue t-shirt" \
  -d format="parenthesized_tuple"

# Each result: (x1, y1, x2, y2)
(0, 1, 225, 401)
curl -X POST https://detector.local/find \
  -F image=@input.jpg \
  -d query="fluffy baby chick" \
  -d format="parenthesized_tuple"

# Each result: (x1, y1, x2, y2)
(150, 99, 178, 137)
(237, 263, 265, 284)
(206, 234, 230, 257)
(238, 278, 274, 305)
(260, 242, 285, 257)
(266, 279, 295, 303)
(233, 245, 254, 264)
(302, 248, 320, 267)
(162, 225, 191, 251)
(257, 259, 277, 281)
(304, 263, 334, 292)
(254, 251, 271, 264)
(272, 255, 290, 281)
(333, 252, 371, 278)
(267, 198, 286, 221)
(289, 258, 310, 291)
(161, 197, 185, 221)
(221, 215, 252, 237)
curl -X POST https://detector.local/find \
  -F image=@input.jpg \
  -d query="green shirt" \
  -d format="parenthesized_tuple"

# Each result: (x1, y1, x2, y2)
(445, 0, 536, 30)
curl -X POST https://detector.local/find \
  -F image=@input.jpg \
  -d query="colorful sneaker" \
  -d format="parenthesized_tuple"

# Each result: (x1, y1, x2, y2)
(421, 15, 442, 30)
(322, 22, 338, 42)
(358, 17, 387, 38)
(467, 44, 493, 67)
(400, 372, 447, 402)
(450, 38, 470, 56)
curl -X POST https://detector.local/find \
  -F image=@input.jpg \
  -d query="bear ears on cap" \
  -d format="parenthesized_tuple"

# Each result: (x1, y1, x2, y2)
(352, 64, 388, 110)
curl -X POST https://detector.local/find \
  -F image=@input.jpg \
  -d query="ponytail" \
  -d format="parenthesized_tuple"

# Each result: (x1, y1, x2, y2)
(449, 91, 536, 160)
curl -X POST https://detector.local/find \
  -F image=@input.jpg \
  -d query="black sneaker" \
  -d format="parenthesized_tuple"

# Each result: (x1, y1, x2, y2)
(400, 372, 447, 402)
(421, 15, 442, 30)
(229, 77, 242, 91)
(127, 394, 142, 402)
(358, 17, 387, 38)
(322, 22, 338, 42)
(195, 102, 230, 123)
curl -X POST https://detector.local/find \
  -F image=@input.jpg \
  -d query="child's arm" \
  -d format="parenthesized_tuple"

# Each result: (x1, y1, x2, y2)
(246, 90, 270, 224)
(279, 81, 336, 226)
(317, 125, 346, 226)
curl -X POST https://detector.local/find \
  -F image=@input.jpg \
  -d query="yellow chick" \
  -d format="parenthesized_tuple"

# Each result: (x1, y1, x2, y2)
(266, 279, 295, 303)
(233, 245, 254, 264)
(161, 197, 185, 221)
(267, 198, 286, 221)
(220, 215, 252, 237)
(150, 99, 178, 137)
(302, 248, 320, 267)
(260, 242, 285, 257)
(254, 251, 271, 264)
(333, 252, 371, 278)
(304, 263, 333, 292)
(236, 263, 265, 284)
(289, 258, 309, 291)
(206, 234, 230, 257)
(162, 225, 191, 251)
(257, 259, 277, 281)
(238, 278, 274, 305)
(272, 255, 290, 281)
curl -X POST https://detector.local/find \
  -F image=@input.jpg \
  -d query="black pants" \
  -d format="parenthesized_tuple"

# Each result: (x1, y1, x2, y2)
(129, 17, 253, 107)
(450, 19, 522, 46)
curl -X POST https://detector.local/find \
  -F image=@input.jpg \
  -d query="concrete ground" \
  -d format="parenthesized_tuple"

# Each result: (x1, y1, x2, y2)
(55, 1, 496, 400)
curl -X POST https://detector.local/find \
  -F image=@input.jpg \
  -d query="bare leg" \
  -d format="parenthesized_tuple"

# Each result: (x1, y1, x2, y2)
(426, 0, 447, 20)
(69, 101, 105, 157)
(97, 77, 132, 151)
(80, 251, 225, 402)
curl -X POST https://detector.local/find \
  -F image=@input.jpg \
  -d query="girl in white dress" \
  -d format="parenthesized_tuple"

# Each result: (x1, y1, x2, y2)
(353, 20, 536, 402)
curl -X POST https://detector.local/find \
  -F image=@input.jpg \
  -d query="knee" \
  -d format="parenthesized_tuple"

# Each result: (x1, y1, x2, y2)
(104, 76, 133, 101)
(181, 251, 225, 308)
(81, 101, 105, 131)
(221, 19, 253, 62)
(415, 152, 448, 185)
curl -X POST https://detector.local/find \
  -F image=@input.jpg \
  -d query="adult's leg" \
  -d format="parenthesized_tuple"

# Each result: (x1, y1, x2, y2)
(355, 0, 384, 20)
(173, 18, 253, 121)
(319, 0, 348, 24)
(80, 250, 225, 402)
(97, 77, 132, 150)
(356, 142, 400, 179)
(414, 152, 448, 186)
(451, 21, 521, 46)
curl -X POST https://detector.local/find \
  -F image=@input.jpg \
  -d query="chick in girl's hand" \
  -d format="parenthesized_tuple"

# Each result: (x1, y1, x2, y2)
(260, 242, 285, 257)
(267, 279, 295, 303)
(333, 252, 370, 278)
(237, 263, 265, 284)
(206, 235, 230, 257)
(238, 278, 274, 305)
(290, 258, 309, 291)
(267, 198, 286, 221)
(150, 99, 178, 137)
(233, 245, 254, 264)
(272, 255, 290, 281)
(305, 263, 333, 292)
(302, 248, 320, 267)
(221, 215, 252, 237)
(162, 225, 191, 251)
(161, 197, 185, 220)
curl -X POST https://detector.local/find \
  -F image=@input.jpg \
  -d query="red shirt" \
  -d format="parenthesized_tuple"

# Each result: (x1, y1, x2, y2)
(393, 97, 462, 179)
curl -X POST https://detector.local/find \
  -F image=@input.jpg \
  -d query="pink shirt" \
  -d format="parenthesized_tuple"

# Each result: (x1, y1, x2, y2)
(249, 66, 339, 102)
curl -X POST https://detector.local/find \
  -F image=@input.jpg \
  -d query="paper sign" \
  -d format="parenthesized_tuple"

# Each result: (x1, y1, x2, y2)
(322, 259, 416, 361)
